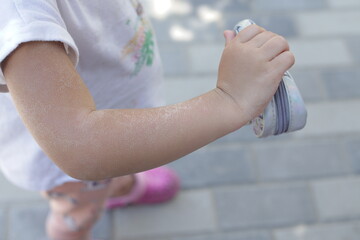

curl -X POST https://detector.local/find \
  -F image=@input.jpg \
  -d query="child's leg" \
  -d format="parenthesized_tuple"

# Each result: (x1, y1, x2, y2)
(42, 167, 179, 240)
(42, 179, 116, 240)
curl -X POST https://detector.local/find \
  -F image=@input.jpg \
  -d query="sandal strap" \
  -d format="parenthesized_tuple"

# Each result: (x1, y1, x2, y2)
(105, 172, 147, 208)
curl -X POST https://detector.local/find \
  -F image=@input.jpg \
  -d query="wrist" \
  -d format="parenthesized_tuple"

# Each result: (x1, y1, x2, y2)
(211, 87, 250, 131)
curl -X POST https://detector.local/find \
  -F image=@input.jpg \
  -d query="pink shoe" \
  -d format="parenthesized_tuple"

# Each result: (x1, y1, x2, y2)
(105, 167, 180, 209)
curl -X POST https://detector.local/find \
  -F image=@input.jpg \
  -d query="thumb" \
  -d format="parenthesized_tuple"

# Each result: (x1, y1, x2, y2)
(224, 30, 236, 47)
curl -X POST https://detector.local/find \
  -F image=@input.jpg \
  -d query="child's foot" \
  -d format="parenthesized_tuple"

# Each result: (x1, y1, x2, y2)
(105, 167, 180, 209)
(108, 175, 136, 198)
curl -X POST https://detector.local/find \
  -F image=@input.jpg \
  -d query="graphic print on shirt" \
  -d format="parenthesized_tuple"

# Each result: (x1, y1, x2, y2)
(122, 0, 155, 76)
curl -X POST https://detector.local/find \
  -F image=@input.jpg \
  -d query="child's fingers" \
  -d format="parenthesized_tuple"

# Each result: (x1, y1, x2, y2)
(223, 30, 236, 47)
(260, 36, 290, 60)
(270, 51, 295, 75)
(236, 25, 265, 43)
(247, 31, 277, 48)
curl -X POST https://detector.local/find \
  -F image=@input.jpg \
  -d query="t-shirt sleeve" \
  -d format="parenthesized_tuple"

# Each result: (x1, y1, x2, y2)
(0, 0, 79, 87)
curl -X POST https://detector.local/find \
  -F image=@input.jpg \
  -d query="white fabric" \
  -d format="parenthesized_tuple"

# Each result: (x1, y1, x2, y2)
(0, 0, 164, 191)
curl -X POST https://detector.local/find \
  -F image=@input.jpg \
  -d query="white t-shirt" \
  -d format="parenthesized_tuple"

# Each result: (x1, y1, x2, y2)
(0, 0, 164, 191)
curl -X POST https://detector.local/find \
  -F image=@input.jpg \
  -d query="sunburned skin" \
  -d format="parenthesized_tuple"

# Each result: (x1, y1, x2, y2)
(2, 26, 294, 181)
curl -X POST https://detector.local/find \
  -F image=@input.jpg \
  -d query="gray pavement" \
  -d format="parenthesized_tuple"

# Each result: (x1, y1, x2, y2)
(1, 0, 360, 239)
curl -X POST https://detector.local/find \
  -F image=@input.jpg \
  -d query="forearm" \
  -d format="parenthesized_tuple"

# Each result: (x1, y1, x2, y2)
(52, 89, 245, 180)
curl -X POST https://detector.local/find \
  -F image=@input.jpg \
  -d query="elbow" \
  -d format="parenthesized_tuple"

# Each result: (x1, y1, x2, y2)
(60, 160, 106, 182)
(61, 163, 97, 181)
(29, 109, 107, 180)
(48, 149, 107, 181)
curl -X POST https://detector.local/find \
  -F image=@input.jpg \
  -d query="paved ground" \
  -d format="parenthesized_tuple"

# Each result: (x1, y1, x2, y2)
(1, 0, 360, 239)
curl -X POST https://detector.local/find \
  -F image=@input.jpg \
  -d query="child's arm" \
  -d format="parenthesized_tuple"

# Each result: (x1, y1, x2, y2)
(2, 25, 294, 180)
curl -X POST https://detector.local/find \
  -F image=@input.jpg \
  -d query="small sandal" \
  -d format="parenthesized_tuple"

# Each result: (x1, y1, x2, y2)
(105, 167, 180, 209)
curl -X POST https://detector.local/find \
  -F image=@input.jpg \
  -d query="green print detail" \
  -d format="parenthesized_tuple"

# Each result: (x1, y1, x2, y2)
(133, 30, 154, 75)
(121, 0, 155, 76)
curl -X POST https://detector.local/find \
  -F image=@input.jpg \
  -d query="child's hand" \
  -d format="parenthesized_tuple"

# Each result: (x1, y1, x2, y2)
(216, 25, 295, 122)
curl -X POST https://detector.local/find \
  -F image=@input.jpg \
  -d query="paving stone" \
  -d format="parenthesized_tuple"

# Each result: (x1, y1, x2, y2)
(164, 76, 216, 104)
(254, 15, 298, 37)
(148, 238, 171, 240)
(188, 43, 224, 74)
(169, 146, 256, 189)
(151, 18, 176, 43)
(346, 37, 360, 63)
(213, 125, 258, 143)
(159, 44, 190, 76)
(153, 0, 250, 21)
(223, 0, 252, 13)
(254, 139, 353, 181)
(312, 177, 360, 221)
(173, 230, 271, 240)
(289, 39, 352, 68)
(275, 221, 360, 240)
(113, 190, 217, 239)
(290, 69, 327, 102)
(151, 18, 200, 44)
(185, 20, 223, 43)
(346, 138, 360, 174)
(328, 0, 360, 8)
(92, 211, 112, 240)
(147, 238, 172, 240)
(8, 204, 48, 240)
(251, 0, 327, 11)
(187, 0, 251, 13)
(0, 208, 6, 240)
(155, 17, 223, 44)
(296, 10, 360, 36)
(0, 173, 43, 203)
(215, 183, 316, 230)
(293, 99, 360, 137)
(223, 13, 297, 38)
(323, 68, 360, 100)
